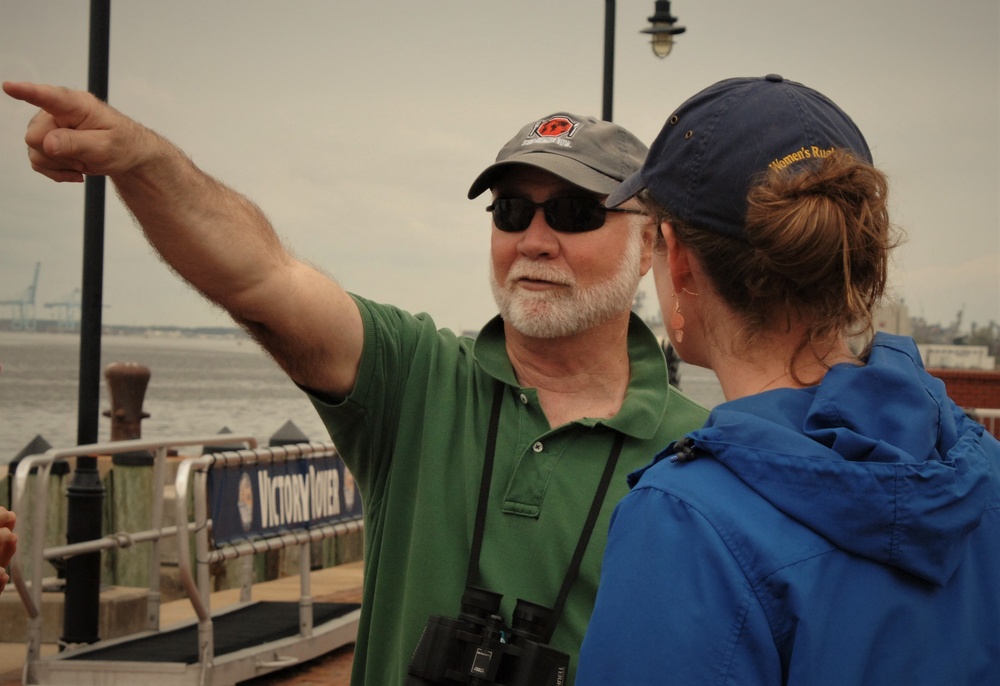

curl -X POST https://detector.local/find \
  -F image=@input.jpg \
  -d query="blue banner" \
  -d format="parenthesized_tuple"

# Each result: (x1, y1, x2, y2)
(207, 453, 362, 546)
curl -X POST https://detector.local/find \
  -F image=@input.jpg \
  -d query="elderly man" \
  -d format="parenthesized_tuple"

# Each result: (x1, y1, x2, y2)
(5, 81, 708, 685)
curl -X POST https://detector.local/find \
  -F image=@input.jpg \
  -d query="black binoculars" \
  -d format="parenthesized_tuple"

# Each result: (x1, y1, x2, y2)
(405, 586, 569, 685)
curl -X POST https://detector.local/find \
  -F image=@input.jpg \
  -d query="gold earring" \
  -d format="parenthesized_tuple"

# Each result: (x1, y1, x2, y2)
(671, 295, 685, 343)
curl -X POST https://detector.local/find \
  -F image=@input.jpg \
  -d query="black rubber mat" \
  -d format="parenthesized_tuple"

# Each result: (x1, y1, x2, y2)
(66, 601, 360, 664)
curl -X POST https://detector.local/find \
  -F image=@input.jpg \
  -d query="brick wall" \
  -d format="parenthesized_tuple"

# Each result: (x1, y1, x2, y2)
(927, 368, 1000, 439)
(927, 369, 1000, 409)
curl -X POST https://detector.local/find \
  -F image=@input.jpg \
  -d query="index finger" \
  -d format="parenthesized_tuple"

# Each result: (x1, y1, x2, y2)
(0, 507, 14, 532)
(3, 81, 94, 129)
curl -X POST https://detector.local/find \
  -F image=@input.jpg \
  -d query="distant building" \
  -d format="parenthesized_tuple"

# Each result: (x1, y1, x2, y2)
(918, 344, 996, 371)
(873, 299, 912, 337)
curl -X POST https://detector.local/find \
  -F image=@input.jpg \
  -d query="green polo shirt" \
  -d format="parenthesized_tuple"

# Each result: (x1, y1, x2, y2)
(309, 295, 708, 685)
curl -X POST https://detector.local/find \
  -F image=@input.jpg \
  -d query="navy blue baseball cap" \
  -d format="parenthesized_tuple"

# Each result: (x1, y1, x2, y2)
(606, 74, 872, 238)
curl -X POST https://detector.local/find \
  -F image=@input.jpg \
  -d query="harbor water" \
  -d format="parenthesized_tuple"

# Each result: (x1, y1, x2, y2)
(0, 331, 331, 463)
(0, 330, 725, 464)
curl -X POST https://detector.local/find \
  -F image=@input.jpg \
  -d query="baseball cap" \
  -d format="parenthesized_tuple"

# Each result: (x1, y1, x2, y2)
(606, 74, 873, 238)
(468, 113, 648, 199)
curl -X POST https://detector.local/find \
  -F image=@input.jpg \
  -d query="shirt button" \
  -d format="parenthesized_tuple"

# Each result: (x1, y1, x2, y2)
(519, 393, 529, 404)
(532, 442, 544, 453)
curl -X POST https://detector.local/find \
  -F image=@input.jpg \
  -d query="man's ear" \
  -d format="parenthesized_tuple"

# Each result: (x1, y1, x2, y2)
(638, 220, 656, 276)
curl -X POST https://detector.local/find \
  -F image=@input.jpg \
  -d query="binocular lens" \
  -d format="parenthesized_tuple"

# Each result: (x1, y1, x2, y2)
(459, 586, 503, 619)
(511, 599, 553, 643)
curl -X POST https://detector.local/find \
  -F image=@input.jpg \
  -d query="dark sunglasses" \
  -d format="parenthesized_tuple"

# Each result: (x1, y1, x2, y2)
(486, 196, 645, 233)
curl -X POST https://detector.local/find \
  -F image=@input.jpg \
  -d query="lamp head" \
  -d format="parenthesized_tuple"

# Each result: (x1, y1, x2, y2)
(641, 0, 686, 58)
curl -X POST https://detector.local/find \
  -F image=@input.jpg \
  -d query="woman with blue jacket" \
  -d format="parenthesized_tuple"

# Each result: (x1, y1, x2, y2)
(577, 75, 1000, 685)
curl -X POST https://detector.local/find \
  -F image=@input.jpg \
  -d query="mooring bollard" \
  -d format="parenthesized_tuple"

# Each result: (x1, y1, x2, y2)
(268, 420, 309, 447)
(200, 426, 246, 455)
(7, 434, 55, 508)
(103, 362, 151, 442)
(103, 362, 154, 589)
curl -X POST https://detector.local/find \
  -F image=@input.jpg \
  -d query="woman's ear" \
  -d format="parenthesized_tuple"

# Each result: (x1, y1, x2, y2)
(663, 223, 694, 295)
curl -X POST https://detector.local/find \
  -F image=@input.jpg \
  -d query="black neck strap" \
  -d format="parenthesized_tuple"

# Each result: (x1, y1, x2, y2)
(466, 382, 625, 643)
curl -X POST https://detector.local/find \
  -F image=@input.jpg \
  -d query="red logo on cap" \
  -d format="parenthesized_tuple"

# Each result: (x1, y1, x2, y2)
(532, 116, 579, 139)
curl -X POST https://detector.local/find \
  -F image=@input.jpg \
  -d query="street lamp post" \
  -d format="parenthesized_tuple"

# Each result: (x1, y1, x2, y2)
(602, 0, 686, 121)
(602, 0, 616, 121)
(63, 0, 110, 650)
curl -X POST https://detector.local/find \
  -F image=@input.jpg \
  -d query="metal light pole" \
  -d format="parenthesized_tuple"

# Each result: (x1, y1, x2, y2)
(63, 0, 110, 649)
(602, 0, 686, 121)
(602, 0, 617, 121)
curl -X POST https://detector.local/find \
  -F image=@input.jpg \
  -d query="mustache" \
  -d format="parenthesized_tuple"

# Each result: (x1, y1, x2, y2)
(506, 261, 576, 288)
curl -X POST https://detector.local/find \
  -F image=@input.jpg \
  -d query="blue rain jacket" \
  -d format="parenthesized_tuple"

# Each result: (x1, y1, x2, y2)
(578, 334, 1000, 685)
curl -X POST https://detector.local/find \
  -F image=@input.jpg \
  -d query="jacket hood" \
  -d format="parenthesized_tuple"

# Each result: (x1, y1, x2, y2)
(663, 334, 994, 585)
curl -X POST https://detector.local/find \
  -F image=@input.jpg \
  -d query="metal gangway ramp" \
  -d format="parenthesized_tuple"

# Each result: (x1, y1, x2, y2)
(10, 435, 364, 686)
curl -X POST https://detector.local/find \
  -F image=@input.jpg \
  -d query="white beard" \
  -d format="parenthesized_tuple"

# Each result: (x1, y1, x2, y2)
(491, 229, 643, 339)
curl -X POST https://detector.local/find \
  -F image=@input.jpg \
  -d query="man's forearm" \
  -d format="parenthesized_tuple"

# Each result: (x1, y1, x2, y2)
(111, 138, 288, 318)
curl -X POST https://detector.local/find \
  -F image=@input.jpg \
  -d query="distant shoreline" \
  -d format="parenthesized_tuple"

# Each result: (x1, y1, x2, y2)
(0, 318, 250, 340)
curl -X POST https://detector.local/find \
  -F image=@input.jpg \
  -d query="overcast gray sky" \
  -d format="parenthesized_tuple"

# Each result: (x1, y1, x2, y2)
(1, 1, 997, 334)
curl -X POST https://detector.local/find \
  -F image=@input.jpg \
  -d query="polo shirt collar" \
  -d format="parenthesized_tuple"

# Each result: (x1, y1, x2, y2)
(472, 314, 670, 440)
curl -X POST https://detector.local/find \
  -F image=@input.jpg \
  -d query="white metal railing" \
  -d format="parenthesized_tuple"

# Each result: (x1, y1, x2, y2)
(11, 435, 257, 664)
(173, 441, 364, 673)
(12, 434, 364, 686)
(968, 408, 1000, 439)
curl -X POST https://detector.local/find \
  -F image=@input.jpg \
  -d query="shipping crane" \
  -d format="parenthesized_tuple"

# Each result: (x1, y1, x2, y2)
(45, 287, 82, 332)
(0, 262, 40, 331)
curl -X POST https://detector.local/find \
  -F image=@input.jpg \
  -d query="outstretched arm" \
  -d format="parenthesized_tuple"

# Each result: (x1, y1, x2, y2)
(3, 81, 363, 397)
